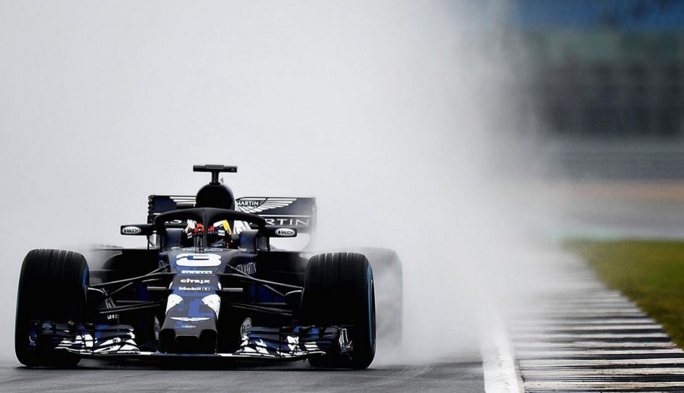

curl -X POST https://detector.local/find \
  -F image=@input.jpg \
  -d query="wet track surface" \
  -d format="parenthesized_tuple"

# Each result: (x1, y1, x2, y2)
(0, 357, 485, 393)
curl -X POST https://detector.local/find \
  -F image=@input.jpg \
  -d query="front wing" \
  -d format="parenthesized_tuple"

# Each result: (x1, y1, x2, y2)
(29, 321, 352, 361)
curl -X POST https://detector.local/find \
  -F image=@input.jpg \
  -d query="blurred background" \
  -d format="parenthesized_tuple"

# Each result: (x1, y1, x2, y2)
(495, 0, 684, 177)
(481, 0, 684, 240)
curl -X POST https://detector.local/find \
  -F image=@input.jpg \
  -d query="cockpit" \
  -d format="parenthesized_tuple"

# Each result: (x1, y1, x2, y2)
(181, 219, 233, 249)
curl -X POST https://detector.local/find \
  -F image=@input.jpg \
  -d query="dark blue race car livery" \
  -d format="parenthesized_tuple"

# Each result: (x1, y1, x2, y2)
(14, 165, 401, 369)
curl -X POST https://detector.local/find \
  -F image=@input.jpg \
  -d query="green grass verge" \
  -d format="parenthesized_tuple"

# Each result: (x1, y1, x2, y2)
(566, 240, 684, 348)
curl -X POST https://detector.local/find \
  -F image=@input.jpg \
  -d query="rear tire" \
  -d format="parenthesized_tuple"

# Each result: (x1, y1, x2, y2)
(15, 249, 89, 367)
(300, 252, 376, 369)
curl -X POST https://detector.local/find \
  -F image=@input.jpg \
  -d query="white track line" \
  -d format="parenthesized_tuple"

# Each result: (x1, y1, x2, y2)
(510, 324, 663, 335)
(512, 310, 647, 315)
(524, 368, 684, 376)
(521, 358, 684, 366)
(508, 318, 655, 326)
(525, 381, 684, 390)
(480, 304, 524, 393)
(512, 333, 670, 339)
(517, 349, 682, 357)
(502, 255, 684, 391)
(515, 341, 676, 348)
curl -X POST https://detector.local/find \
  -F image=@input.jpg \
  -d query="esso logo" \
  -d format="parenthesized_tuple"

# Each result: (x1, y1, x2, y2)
(122, 226, 142, 235)
(275, 228, 296, 237)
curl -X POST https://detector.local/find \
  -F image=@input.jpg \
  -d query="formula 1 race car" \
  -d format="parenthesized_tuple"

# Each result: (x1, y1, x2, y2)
(15, 165, 402, 369)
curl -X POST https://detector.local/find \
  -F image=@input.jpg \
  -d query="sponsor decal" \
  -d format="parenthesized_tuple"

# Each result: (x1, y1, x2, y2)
(179, 270, 213, 275)
(121, 226, 142, 235)
(237, 198, 296, 213)
(180, 278, 210, 285)
(275, 228, 296, 237)
(171, 317, 210, 322)
(235, 262, 257, 275)
(178, 286, 212, 292)
(264, 218, 310, 227)
(176, 253, 221, 267)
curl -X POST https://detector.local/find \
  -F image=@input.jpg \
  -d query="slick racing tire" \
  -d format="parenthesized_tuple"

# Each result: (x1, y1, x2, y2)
(301, 252, 376, 369)
(15, 249, 89, 368)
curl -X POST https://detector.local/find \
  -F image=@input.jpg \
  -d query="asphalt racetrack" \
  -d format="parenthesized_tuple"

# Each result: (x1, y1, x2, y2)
(0, 356, 485, 393)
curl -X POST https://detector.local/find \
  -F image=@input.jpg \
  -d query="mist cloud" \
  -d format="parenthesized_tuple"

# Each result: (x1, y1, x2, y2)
(0, 0, 554, 362)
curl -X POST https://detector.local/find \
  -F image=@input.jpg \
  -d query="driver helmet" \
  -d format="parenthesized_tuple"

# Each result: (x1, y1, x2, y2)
(207, 220, 232, 248)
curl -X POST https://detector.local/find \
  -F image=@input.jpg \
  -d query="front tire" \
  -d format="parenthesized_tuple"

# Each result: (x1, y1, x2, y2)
(358, 248, 403, 351)
(15, 249, 89, 367)
(300, 252, 376, 369)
